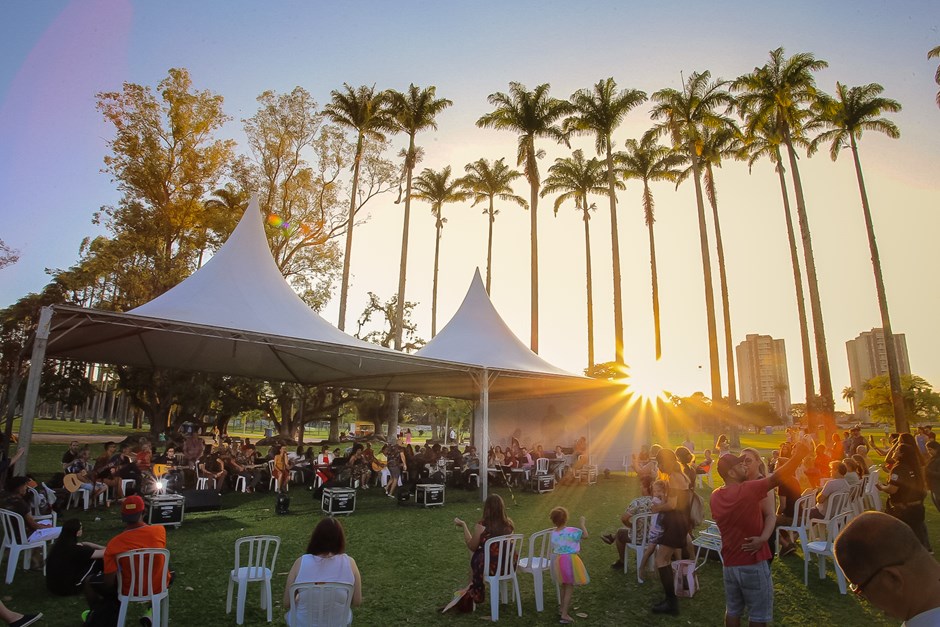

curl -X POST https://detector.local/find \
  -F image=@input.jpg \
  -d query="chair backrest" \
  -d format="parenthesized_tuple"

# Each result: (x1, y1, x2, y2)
(289, 582, 353, 626)
(116, 548, 170, 600)
(483, 534, 522, 579)
(526, 528, 553, 567)
(630, 512, 656, 546)
(822, 511, 851, 548)
(234, 535, 280, 578)
(0, 508, 27, 544)
(825, 490, 850, 519)
(864, 467, 880, 493)
(535, 457, 549, 475)
(790, 493, 816, 528)
(846, 482, 864, 508)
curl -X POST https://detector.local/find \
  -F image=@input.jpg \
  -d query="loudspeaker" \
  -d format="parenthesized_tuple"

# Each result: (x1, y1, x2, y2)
(180, 489, 221, 512)
(276, 491, 291, 515)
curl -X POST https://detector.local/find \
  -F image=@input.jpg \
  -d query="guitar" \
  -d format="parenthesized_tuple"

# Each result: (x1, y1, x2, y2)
(63, 473, 84, 493)
(371, 458, 387, 472)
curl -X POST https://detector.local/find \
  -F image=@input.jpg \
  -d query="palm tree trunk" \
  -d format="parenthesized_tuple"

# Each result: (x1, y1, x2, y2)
(432, 217, 442, 338)
(390, 133, 416, 442)
(690, 153, 722, 404)
(606, 144, 625, 365)
(850, 137, 907, 432)
(643, 181, 662, 360)
(784, 130, 833, 435)
(582, 206, 595, 369)
(527, 137, 540, 354)
(337, 134, 364, 331)
(706, 163, 736, 405)
(774, 148, 815, 416)
(486, 197, 495, 294)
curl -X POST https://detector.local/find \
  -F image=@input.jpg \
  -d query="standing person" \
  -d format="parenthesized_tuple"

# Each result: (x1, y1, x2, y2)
(384, 436, 407, 499)
(925, 441, 940, 513)
(451, 495, 514, 616)
(283, 517, 362, 627)
(876, 443, 931, 551)
(549, 507, 589, 624)
(740, 448, 777, 559)
(834, 511, 940, 626)
(709, 442, 810, 627)
(715, 435, 731, 456)
(46, 519, 104, 597)
(649, 449, 691, 616)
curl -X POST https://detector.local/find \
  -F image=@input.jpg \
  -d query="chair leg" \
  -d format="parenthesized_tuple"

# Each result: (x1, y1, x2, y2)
(489, 578, 499, 622)
(6, 547, 18, 584)
(162, 595, 169, 627)
(116, 598, 129, 627)
(834, 561, 848, 595)
(818, 553, 827, 580)
(513, 575, 522, 617)
(265, 577, 273, 622)
(151, 598, 161, 627)
(226, 577, 234, 614)
(531, 570, 544, 612)
(236, 578, 248, 625)
(803, 552, 810, 586)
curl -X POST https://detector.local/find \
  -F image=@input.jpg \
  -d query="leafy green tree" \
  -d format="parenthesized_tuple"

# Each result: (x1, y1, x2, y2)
(861, 374, 940, 424)
(734, 48, 835, 432)
(477, 82, 569, 353)
(929, 45, 940, 108)
(740, 120, 816, 415)
(566, 79, 647, 364)
(410, 166, 469, 337)
(0, 239, 18, 270)
(648, 71, 734, 404)
(459, 158, 526, 294)
(324, 84, 396, 331)
(614, 135, 685, 359)
(811, 81, 907, 432)
(541, 150, 611, 368)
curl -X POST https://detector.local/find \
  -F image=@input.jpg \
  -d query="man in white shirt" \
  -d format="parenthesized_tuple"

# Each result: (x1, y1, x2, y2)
(835, 512, 940, 626)
(810, 461, 850, 520)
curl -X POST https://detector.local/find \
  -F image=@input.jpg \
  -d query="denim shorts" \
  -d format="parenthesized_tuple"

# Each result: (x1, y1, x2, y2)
(722, 560, 773, 622)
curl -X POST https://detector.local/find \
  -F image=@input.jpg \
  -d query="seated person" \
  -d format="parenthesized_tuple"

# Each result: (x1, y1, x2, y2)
(602, 492, 655, 569)
(1, 477, 57, 569)
(46, 518, 105, 596)
(66, 448, 109, 507)
(843, 458, 861, 486)
(810, 461, 850, 520)
(198, 450, 227, 491)
(61, 441, 81, 472)
(228, 445, 262, 492)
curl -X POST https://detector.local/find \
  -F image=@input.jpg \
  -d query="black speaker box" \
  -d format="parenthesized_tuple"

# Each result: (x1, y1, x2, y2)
(180, 489, 222, 512)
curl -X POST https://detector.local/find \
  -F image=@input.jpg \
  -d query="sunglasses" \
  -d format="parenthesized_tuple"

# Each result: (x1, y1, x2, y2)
(848, 561, 903, 596)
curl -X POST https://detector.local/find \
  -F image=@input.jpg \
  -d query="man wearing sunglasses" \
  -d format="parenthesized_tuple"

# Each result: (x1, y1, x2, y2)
(834, 511, 940, 626)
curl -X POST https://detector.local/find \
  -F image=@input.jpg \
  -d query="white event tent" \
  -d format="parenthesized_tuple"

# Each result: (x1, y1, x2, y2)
(16, 198, 629, 498)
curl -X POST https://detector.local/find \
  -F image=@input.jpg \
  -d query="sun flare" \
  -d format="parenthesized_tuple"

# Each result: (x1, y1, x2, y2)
(621, 357, 672, 402)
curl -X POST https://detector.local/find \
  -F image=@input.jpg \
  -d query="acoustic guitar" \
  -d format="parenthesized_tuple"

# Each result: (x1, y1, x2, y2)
(371, 458, 387, 472)
(152, 464, 171, 478)
(63, 473, 85, 493)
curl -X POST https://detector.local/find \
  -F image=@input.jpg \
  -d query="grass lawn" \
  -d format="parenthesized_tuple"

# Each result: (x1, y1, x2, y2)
(5, 439, 933, 626)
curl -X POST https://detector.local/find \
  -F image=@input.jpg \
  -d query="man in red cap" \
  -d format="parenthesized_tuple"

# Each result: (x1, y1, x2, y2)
(709, 442, 809, 627)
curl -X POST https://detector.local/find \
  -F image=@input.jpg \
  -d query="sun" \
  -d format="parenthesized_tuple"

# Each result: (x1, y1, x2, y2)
(621, 357, 671, 403)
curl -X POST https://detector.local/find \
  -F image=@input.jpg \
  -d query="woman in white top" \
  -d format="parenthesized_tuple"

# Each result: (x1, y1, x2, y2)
(284, 517, 363, 626)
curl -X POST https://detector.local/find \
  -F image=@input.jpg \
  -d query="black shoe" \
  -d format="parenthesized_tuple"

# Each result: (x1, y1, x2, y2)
(10, 614, 43, 627)
(651, 598, 679, 615)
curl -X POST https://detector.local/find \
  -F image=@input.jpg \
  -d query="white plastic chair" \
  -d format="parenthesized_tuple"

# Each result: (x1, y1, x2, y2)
(115, 547, 170, 627)
(863, 466, 882, 512)
(516, 528, 558, 612)
(26, 487, 56, 527)
(483, 533, 523, 621)
(775, 493, 815, 557)
(226, 535, 280, 624)
(287, 582, 353, 626)
(624, 512, 655, 581)
(267, 460, 281, 492)
(0, 508, 59, 584)
(534, 457, 550, 476)
(810, 490, 849, 540)
(120, 478, 136, 498)
(845, 482, 865, 519)
(804, 511, 850, 594)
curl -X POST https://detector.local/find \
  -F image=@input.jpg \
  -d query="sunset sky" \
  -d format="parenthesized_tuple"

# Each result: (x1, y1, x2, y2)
(2, 0, 939, 410)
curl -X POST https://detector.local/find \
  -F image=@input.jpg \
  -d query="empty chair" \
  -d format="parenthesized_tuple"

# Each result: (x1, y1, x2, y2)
(115, 548, 171, 627)
(691, 520, 723, 571)
(623, 512, 655, 581)
(516, 528, 558, 612)
(775, 493, 815, 557)
(287, 582, 353, 627)
(0, 508, 60, 584)
(483, 534, 523, 621)
(226, 535, 280, 624)
(863, 465, 882, 512)
(804, 511, 850, 594)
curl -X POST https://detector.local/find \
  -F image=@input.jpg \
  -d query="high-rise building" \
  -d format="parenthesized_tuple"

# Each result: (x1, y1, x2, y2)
(846, 328, 911, 421)
(736, 334, 791, 419)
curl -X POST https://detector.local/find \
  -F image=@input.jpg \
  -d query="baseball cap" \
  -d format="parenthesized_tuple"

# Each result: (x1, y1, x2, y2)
(716, 454, 745, 481)
(121, 495, 145, 518)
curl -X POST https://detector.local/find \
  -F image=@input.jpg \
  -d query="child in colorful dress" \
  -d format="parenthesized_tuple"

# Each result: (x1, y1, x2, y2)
(550, 507, 589, 624)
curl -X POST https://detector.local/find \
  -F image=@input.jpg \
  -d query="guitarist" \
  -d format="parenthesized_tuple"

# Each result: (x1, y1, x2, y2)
(66, 448, 109, 507)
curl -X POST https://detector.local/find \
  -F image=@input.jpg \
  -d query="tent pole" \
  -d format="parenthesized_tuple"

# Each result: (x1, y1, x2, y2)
(15, 306, 53, 475)
(480, 368, 489, 503)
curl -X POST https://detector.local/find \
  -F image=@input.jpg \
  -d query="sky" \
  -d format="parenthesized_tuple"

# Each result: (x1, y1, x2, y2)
(1, 0, 939, 411)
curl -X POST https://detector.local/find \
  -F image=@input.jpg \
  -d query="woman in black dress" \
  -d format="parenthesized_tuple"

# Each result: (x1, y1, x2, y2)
(649, 448, 690, 616)
(877, 442, 931, 551)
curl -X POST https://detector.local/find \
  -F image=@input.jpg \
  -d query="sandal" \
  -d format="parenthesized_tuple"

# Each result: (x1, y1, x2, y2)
(601, 533, 615, 545)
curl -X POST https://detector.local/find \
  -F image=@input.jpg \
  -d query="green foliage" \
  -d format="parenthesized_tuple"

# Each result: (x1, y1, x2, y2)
(736, 401, 784, 427)
(810, 82, 901, 160)
(0, 238, 19, 270)
(861, 374, 940, 423)
(540, 149, 610, 217)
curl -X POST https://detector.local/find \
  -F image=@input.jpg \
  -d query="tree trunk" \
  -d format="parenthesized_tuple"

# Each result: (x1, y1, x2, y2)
(784, 131, 834, 435)
(705, 164, 736, 406)
(775, 149, 815, 418)
(850, 137, 907, 433)
(582, 206, 594, 369)
(432, 216, 442, 338)
(689, 152, 722, 403)
(527, 137, 540, 354)
(605, 144, 625, 365)
(337, 134, 365, 331)
(643, 182, 662, 360)
(486, 197, 495, 294)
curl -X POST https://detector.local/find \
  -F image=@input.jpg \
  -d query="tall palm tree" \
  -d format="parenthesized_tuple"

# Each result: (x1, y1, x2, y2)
(324, 84, 395, 331)
(410, 166, 469, 337)
(566, 78, 647, 365)
(741, 121, 816, 413)
(385, 84, 452, 350)
(811, 82, 907, 432)
(842, 385, 856, 415)
(648, 71, 735, 404)
(613, 135, 685, 360)
(675, 125, 743, 404)
(540, 150, 613, 368)
(459, 158, 526, 294)
(476, 82, 569, 353)
(929, 45, 940, 108)
(734, 48, 835, 433)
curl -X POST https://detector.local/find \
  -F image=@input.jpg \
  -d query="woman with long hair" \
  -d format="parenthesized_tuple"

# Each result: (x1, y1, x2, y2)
(452, 494, 515, 615)
(46, 518, 104, 597)
(649, 449, 690, 615)
(283, 517, 363, 626)
(740, 448, 778, 558)
(714, 435, 730, 456)
(877, 443, 931, 550)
